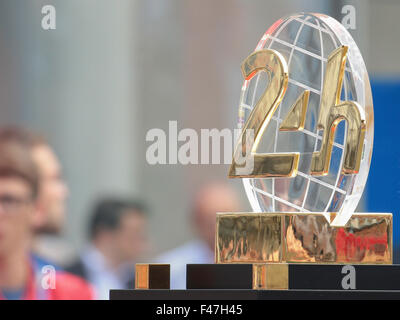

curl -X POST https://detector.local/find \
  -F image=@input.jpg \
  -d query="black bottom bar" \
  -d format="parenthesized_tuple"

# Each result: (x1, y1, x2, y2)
(110, 289, 400, 300)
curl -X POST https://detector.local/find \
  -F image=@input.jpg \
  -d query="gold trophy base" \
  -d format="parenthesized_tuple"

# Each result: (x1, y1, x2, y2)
(216, 212, 392, 264)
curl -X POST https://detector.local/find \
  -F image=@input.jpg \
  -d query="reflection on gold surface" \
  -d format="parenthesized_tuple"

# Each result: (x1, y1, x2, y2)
(216, 213, 282, 263)
(216, 213, 392, 264)
(311, 46, 366, 176)
(252, 264, 267, 289)
(334, 216, 391, 263)
(285, 215, 336, 262)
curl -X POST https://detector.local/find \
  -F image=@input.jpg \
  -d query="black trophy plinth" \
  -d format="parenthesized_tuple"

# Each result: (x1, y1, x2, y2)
(110, 264, 400, 300)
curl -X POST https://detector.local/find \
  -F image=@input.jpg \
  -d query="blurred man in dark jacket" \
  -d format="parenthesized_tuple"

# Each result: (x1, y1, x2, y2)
(67, 198, 149, 299)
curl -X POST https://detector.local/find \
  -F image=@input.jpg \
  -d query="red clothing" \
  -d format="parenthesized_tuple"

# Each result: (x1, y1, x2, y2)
(45, 272, 94, 300)
(0, 265, 94, 300)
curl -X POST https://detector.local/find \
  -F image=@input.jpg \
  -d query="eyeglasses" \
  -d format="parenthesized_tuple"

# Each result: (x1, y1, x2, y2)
(0, 194, 33, 214)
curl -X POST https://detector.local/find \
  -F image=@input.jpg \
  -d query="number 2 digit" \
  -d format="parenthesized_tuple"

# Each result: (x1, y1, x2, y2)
(229, 49, 308, 178)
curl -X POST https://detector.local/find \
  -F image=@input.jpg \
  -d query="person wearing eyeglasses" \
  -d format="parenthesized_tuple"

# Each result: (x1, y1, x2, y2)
(0, 140, 93, 300)
(0, 127, 70, 267)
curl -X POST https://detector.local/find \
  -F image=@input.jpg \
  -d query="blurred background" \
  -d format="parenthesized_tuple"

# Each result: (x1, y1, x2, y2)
(0, 0, 399, 263)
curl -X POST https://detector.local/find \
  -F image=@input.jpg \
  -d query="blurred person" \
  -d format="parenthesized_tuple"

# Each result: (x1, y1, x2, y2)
(0, 139, 93, 299)
(66, 198, 149, 300)
(156, 182, 241, 289)
(0, 127, 70, 267)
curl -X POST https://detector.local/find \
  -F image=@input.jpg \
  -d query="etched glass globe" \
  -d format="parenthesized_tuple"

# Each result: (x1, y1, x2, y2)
(237, 13, 374, 226)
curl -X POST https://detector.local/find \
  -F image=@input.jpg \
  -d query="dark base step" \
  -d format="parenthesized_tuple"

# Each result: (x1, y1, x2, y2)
(109, 289, 400, 300)
(186, 264, 400, 290)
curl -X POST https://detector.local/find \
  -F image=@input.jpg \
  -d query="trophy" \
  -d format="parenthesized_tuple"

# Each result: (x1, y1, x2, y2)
(214, 12, 392, 290)
(111, 13, 397, 299)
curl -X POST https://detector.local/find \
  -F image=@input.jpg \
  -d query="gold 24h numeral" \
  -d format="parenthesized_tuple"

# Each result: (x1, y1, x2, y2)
(229, 45, 366, 179)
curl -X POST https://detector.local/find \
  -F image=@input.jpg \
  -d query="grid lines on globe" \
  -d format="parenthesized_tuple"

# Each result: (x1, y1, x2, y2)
(242, 14, 357, 213)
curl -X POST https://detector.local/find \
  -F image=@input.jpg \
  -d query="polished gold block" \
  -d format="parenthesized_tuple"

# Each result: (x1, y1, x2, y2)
(135, 264, 170, 289)
(216, 212, 392, 264)
(216, 213, 282, 263)
(252, 264, 267, 289)
(252, 263, 288, 290)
